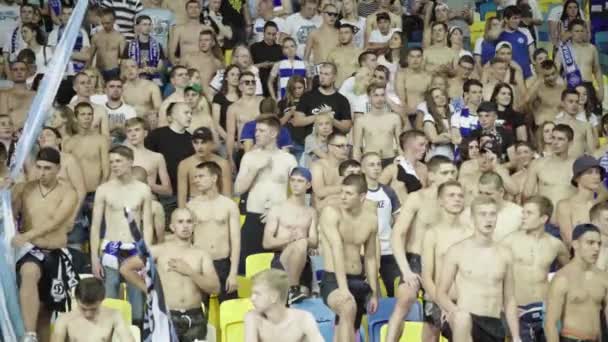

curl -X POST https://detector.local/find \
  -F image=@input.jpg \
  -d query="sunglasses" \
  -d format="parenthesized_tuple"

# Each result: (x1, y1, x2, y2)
(325, 11, 339, 17)
(330, 143, 349, 149)
(241, 80, 255, 85)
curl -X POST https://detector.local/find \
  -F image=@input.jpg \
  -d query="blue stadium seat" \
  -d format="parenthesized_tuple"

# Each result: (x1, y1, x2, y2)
(367, 298, 424, 342)
(595, 31, 608, 53)
(479, 3, 497, 20)
(292, 298, 335, 342)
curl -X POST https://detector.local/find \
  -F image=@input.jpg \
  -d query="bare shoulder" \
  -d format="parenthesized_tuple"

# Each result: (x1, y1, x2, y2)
(290, 308, 316, 322)
(321, 205, 341, 220)
(219, 194, 238, 209)
(446, 238, 469, 257)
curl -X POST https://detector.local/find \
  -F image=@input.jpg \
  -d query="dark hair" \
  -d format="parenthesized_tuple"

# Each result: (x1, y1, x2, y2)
(105, 75, 122, 85)
(399, 129, 426, 150)
(540, 60, 556, 71)
(220, 64, 242, 96)
(264, 20, 279, 32)
(170, 65, 188, 79)
(524, 195, 554, 222)
(75, 278, 106, 304)
(284, 75, 305, 106)
(109, 145, 134, 161)
(125, 117, 148, 130)
(374, 65, 390, 80)
(42, 126, 62, 140)
(100, 7, 115, 18)
(22, 23, 46, 46)
(16, 49, 35, 64)
(424, 87, 451, 134)
(553, 123, 574, 141)
(358, 51, 377, 67)
(458, 137, 478, 161)
(256, 115, 281, 132)
(431, 22, 448, 33)
(339, 159, 361, 176)
(458, 55, 475, 66)
(463, 79, 483, 94)
(342, 174, 367, 194)
(239, 71, 256, 80)
(200, 29, 215, 38)
(533, 48, 548, 61)
(561, 88, 579, 101)
(136, 15, 152, 25)
(259, 97, 279, 115)
(186, 0, 200, 9)
(568, 18, 586, 31)
(479, 171, 504, 190)
(74, 102, 94, 116)
(196, 161, 222, 191)
(490, 82, 514, 109)
(503, 5, 522, 19)
(560, 0, 581, 22)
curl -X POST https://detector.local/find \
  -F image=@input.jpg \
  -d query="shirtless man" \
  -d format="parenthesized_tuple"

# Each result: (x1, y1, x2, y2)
(226, 71, 263, 169)
(556, 155, 605, 246)
(90, 8, 126, 80)
(181, 29, 223, 94)
(311, 132, 349, 208)
(379, 130, 429, 202)
(591, 203, 608, 273)
(0, 61, 34, 128)
(51, 278, 134, 342)
(459, 139, 519, 204)
(421, 181, 472, 342)
(158, 65, 189, 126)
(121, 208, 220, 341)
(89, 146, 153, 327)
(327, 22, 362, 88)
(244, 269, 324, 342)
(124, 117, 172, 196)
(554, 88, 594, 158)
(234, 116, 297, 274)
(424, 22, 458, 74)
(386, 156, 458, 341)
(511, 142, 536, 204)
(555, 19, 604, 103)
(524, 124, 575, 215)
(131, 166, 166, 244)
(12, 148, 78, 342)
(186, 161, 240, 302)
(263, 167, 318, 304)
(545, 224, 608, 342)
(527, 60, 567, 126)
(161, 0, 189, 25)
(70, 72, 109, 136)
(121, 59, 162, 116)
(177, 126, 231, 207)
(319, 174, 379, 341)
(466, 171, 523, 241)
(501, 196, 570, 342)
(395, 48, 432, 116)
(304, 3, 339, 66)
(169, 0, 209, 64)
(353, 84, 402, 163)
(63, 102, 110, 195)
(436, 196, 520, 342)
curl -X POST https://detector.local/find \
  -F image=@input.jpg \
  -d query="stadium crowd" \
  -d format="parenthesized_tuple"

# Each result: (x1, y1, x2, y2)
(0, 0, 607, 340)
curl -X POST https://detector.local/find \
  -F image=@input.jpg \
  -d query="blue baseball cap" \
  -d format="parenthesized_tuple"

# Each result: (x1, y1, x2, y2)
(290, 167, 312, 182)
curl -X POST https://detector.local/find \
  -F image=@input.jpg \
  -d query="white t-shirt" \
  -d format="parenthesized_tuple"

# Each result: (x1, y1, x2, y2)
(105, 101, 137, 128)
(253, 17, 286, 43)
(368, 29, 393, 44)
(3, 23, 24, 62)
(341, 16, 366, 49)
(283, 12, 322, 58)
(367, 185, 400, 256)
(0, 4, 19, 49)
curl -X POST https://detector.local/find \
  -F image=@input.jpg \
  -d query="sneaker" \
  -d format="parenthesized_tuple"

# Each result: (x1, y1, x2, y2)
(288, 286, 306, 305)
(22, 332, 38, 342)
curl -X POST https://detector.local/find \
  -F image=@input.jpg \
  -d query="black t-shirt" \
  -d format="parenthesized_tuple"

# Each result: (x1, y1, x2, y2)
(212, 92, 234, 131)
(144, 127, 194, 193)
(250, 41, 283, 97)
(471, 126, 514, 162)
(294, 88, 351, 145)
(497, 109, 525, 134)
(278, 98, 298, 141)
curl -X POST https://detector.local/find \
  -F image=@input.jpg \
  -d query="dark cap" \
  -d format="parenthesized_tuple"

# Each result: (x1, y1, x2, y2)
(571, 155, 605, 186)
(480, 137, 500, 155)
(572, 223, 600, 241)
(36, 147, 61, 165)
(191, 126, 214, 142)
(376, 12, 390, 21)
(478, 101, 498, 113)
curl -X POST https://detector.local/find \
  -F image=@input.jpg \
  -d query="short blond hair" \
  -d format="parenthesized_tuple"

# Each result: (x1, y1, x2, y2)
(470, 195, 497, 214)
(251, 269, 289, 303)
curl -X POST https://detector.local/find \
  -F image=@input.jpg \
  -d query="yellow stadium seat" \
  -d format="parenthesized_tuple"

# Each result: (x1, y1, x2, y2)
(379, 277, 388, 297)
(238, 276, 252, 298)
(484, 11, 496, 20)
(380, 321, 424, 342)
(469, 21, 486, 50)
(130, 325, 140, 340)
(245, 253, 274, 278)
(207, 295, 221, 335)
(220, 298, 254, 342)
(102, 298, 132, 325)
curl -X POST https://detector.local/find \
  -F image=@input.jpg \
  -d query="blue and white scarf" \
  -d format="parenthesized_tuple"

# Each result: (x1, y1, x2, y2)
(58, 26, 85, 72)
(127, 36, 161, 70)
(559, 40, 583, 88)
(49, 0, 62, 17)
(10, 26, 19, 56)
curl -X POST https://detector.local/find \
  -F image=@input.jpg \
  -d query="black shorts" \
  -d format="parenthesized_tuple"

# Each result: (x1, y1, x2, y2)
(407, 253, 422, 274)
(239, 212, 266, 275)
(170, 308, 208, 342)
(470, 314, 506, 342)
(560, 337, 597, 342)
(424, 300, 443, 328)
(212, 258, 239, 303)
(379, 255, 400, 297)
(17, 249, 61, 307)
(320, 272, 371, 330)
(270, 252, 313, 289)
(381, 157, 396, 169)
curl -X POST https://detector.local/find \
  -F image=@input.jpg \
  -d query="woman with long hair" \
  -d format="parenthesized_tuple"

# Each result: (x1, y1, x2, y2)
(421, 87, 454, 159)
(535, 121, 555, 157)
(549, 0, 584, 46)
(575, 83, 601, 141)
(278, 75, 306, 160)
(19, 23, 53, 75)
(45, 105, 77, 139)
(212, 64, 241, 148)
(490, 82, 527, 141)
(378, 31, 406, 90)
(448, 27, 473, 62)
(340, 0, 366, 48)
(210, 44, 261, 98)
(414, 74, 450, 129)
